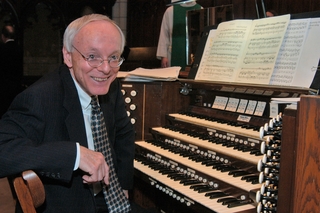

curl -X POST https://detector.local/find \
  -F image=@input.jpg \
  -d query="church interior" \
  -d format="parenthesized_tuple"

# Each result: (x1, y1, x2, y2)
(1, 0, 320, 212)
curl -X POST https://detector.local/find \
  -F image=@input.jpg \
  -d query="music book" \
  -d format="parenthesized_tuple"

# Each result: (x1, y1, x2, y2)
(117, 66, 181, 82)
(193, 14, 320, 88)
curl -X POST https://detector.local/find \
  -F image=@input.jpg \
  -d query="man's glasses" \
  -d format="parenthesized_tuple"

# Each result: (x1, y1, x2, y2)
(72, 45, 124, 68)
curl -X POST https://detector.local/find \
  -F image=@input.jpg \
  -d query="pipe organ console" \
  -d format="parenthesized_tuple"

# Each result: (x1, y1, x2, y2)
(124, 79, 320, 213)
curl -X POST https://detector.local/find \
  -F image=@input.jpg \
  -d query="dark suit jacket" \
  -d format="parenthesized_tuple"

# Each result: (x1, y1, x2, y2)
(0, 65, 135, 213)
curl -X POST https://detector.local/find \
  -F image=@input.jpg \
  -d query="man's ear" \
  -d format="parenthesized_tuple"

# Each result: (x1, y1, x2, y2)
(62, 46, 73, 68)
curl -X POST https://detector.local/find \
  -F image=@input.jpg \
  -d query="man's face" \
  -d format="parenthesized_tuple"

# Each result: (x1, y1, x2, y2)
(63, 20, 122, 96)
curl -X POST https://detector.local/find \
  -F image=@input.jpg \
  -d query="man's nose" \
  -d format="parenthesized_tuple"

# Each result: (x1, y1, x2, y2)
(97, 60, 112, 73)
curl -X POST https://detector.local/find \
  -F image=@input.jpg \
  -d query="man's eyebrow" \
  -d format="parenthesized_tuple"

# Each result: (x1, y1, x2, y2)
(83, 47, 121, 56)
(110, 50, 122, 55)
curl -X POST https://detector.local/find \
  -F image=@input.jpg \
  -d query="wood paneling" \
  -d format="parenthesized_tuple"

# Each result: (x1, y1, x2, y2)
(264, 0, 320, 15)
(292, 96, 320, 213)
(126, 0, 167, 47)
(121, 81, 190, 141)
(277, 95, 320, 212)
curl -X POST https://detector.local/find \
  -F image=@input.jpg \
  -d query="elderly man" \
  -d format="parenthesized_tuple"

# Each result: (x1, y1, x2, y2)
(0, 14, 135, 213)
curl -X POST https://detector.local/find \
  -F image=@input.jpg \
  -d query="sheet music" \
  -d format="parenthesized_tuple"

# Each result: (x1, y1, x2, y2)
(269, 19, 311, 86)
(234, 15, 290, 84)
(195, 20, 252, 82)
(117, 67, 181, 81)
(291, 18, 320, 87)
(195, 15, 290, 84)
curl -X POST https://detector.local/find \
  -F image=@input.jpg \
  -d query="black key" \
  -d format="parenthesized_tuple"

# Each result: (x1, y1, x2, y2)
(191, 185, 209, 191)
(229, 170, 250, 177)
(198, 187, 217, 193)
(204, 161, 221, 166)
(167, 173, 184, 179)
(181, 180, 202, 185)
(217, 197, 238, 204)
(205, 191, 228, 199)
(227, 199, 253, 208)
(173, 175, 187, 181)
(159, 169, 175, 174)
(241, 175, 259, 182)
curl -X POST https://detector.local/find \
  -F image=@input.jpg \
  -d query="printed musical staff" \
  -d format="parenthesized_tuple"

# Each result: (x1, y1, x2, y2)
(195, 15, 291, 84)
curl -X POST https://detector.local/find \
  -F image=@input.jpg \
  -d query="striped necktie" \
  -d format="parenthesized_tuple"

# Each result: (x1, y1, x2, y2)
(91, 96, 131, 213)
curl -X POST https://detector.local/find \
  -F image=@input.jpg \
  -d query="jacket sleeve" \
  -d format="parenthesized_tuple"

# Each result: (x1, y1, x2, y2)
(0, 79, 77, 182)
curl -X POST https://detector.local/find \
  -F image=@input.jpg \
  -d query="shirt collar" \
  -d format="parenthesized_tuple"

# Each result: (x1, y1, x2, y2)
(71, 76, 92, 110)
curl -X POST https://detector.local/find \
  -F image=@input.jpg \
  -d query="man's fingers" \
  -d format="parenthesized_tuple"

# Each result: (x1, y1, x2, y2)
(79, 146, 110, 184)
(103, 173, 110, 185)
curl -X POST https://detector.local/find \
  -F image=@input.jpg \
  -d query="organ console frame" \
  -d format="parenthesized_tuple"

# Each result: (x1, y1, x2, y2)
(128, 79, 320, 213)
(278, 95, 320, 213)
(127, 10, 320, 212)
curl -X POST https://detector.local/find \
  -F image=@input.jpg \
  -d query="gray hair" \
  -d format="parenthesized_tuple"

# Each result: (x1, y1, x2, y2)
(63, 14, 125, 53)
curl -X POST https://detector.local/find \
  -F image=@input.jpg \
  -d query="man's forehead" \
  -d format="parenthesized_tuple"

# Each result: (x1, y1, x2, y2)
(77, 21, 118, 39)
(82, 20, 114, 31)
(73, 21, 121, 52)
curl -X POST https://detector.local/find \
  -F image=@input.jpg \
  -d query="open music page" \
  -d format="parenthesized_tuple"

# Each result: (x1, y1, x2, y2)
(290, 18, 320, 87)
(195, 15, 290, 84)
(269, 18, 311, 86)
(234, 15, 290, 84)
(195, 19, 253, 82)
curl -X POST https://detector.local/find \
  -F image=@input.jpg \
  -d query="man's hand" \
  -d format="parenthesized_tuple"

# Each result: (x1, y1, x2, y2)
(123, 190, 129, 199)
(78, 146, 109, 185)
(161, 57, 169, 68)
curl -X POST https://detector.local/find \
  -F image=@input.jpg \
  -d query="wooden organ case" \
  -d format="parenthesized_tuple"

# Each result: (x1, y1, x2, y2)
(121, 81, 190, 141)
(129, 79, 320, 213)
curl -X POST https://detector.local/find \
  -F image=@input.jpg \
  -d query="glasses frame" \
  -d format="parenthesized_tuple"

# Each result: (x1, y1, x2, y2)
(72, 45, 124, 68)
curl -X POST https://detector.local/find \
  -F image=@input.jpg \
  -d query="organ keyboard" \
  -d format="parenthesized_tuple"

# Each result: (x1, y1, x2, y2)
(136, 141, 259, 193)
(150, 126, 262, 165)
(130, 80, 319, 213)
(166, 113, 262, 139)
(134, 159, 256, 213)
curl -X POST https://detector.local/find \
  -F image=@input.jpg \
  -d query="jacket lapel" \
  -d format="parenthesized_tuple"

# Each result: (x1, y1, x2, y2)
(60, 66, 88, 147)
